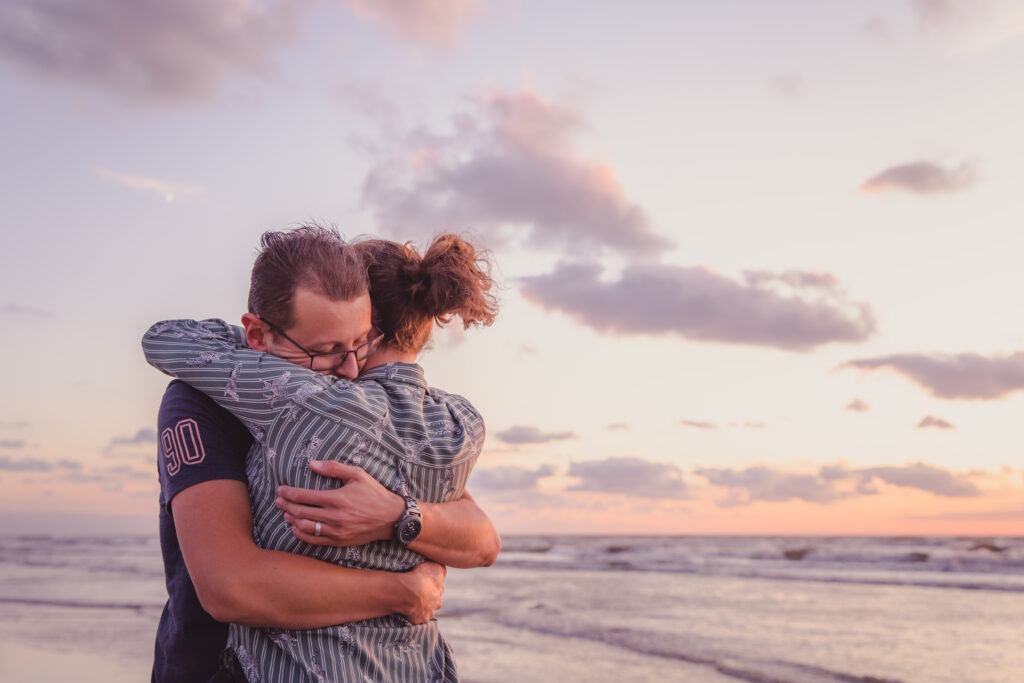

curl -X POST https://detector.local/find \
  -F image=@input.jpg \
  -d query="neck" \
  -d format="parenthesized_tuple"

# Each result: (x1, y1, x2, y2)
(363, 344, 417, 371)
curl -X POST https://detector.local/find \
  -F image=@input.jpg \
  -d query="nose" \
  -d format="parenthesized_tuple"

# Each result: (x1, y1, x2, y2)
(333, 351, 360, 380)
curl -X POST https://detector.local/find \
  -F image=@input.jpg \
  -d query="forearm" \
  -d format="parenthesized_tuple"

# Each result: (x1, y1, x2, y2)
(278, 464, 501, 567)
(142, 318, 325, 427)
(143, 319, 375, 428)
(409, 491, 500, 568)
(175, 480, 416, 628)
(211, 547, 413, 628)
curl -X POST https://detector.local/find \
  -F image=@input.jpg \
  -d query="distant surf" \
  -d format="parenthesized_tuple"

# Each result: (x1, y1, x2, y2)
(1, 533, 1021, 682)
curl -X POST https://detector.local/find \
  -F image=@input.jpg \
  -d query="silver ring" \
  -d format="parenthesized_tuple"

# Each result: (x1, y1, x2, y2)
(314, 521, 322, 537)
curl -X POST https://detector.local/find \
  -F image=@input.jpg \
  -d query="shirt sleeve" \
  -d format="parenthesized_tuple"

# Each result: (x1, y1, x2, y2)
(142, 319, 386, 432)
(157, 380, 252, 512)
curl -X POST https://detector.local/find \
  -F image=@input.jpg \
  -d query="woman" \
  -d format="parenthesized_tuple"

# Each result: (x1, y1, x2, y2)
(143, 233, 497, 682)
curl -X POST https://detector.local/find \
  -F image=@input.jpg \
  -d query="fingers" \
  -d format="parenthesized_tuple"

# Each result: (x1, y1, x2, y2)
(309, 460, 365, 481)
(276, 485, 331, 507)
(407, 596, 443, 624)
(274, 494, 326, 521)
(288, 517, 331, 546)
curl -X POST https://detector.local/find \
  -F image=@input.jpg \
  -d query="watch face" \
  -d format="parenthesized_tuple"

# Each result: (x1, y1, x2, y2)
(398, 517, 422, 545)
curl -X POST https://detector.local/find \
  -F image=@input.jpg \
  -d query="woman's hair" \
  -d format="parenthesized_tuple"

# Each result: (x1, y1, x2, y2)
(354, 234, 498, 352)
(248, 224, 368, 329)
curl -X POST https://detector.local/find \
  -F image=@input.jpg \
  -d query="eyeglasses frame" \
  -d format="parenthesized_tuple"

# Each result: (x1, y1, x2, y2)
(257, 316, 382, 372)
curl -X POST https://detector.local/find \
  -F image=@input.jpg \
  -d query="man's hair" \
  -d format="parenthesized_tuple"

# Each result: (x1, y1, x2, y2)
(248, 224, 368, 329)
(353, 233, 498, 353)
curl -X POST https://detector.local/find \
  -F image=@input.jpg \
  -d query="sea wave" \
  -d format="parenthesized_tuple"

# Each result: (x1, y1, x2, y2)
(0, 596, 163, 612)
(492, 609, 905, 683)
(496, 535, 1024, 593)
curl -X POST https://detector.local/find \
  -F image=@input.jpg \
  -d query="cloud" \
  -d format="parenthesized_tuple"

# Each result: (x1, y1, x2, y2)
(334, 81, 402, 125)
(344, 0, 480, 50)
(0, 440, 26, 449)
(769, 73, 804, 98)
(696, 466, 841, 506)
(911, 0, 1024, 53)
(0, 0, 306, 104)
(862, 15, 894, 43)
(679, 420, 718, 430)
(520, 262, 875, 351)
(841, 351, 1024, 399)
(846, 398, 869, 412)
(913, 0, 981, 28)
(494, 425, 576, 445)
(917, 415, 955, 429)
(94, 167, 204, 203)
(64, 465, 152, 484)
(855, 462, 980, 497)
(2, 303, 50, 319)
(0, 455, 53, 472)
(567, 457, 688, 500)
(696, 461, 981, 506)
(103, 427, 158, 455)
(360, 88, 672, 256)
(469, 464, 556, 492)
(0, 456, 80, 472)
(861, 161, 976, 195)
(1, 303, 51, 317)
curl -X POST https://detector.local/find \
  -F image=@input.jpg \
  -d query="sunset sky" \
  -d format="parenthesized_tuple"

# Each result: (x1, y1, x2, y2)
(2, 0, 1022, 536)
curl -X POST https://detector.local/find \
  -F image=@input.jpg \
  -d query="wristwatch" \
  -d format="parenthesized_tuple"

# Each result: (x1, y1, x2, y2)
(394, 494, 423, 546)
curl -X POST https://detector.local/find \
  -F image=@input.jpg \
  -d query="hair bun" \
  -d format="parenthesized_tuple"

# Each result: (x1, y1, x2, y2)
(354, 233, 497, 352)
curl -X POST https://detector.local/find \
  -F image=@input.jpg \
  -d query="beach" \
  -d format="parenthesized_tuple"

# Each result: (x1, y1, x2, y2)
(1, 534, 1021, 682)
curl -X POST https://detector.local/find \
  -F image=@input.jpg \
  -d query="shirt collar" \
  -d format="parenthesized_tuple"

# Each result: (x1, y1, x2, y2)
(357, 362, 427, 390)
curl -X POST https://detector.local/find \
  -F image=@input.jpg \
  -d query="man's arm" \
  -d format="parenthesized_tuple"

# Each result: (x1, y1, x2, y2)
(275, 460, 501, 569)
(173, 478, 445, 627)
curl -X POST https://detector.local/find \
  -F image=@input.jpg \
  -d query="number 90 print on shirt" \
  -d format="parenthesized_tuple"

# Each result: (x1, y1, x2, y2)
(161, 418, 206, 476)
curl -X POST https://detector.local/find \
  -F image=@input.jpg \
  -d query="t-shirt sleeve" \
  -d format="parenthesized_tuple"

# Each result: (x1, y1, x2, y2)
(157, 380, 253, 512)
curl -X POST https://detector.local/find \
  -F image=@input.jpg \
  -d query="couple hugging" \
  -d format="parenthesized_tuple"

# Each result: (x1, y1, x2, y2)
(143, 225, 500, 683)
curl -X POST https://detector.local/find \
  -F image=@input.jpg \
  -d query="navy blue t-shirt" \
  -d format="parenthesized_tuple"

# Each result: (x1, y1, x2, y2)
(152, 380, 253, 683)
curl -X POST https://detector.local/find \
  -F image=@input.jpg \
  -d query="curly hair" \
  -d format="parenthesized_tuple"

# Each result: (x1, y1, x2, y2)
(353, 234, 498, 352)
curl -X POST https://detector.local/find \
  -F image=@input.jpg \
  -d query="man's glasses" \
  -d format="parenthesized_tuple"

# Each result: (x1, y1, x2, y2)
(259, 317, 383, 373)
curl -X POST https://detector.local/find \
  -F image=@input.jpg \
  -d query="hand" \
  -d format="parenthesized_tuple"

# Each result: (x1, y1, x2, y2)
(276, 460, 405, 547)
(398, 562, 446, 624)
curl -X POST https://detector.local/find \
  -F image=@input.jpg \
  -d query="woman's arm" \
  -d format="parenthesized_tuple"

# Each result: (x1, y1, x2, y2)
(172, 478, 445, 627)
(275, 461, 501, 568)
(142, 319, 378, 430)
(413, 490, 500, 568)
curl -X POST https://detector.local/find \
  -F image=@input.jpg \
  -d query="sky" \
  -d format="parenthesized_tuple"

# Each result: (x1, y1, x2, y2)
(1, 0, 1023, 536)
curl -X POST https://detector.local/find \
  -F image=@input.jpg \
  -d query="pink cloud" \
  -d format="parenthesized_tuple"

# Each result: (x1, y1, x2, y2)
(861, 160, 976, 195)
(361, 88, 672, 256)
(345, 0, 481, 50)
(917, 415, 955, 430)
(494, 425, 576, 445)
(0, 0, 305, 104)
(520, 261, 875, 351)
(769, 73, 804, 98)
(698, 461, 981, 506)
(842, 351, 1024, 400)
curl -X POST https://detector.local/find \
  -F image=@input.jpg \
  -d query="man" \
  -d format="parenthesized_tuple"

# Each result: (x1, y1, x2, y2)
(153, 225, 499, 682)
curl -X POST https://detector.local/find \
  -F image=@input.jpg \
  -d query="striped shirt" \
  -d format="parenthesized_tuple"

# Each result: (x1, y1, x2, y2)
(143, 319, 485, 682)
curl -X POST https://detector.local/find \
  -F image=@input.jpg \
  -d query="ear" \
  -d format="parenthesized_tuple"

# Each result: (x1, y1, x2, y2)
(242, 313, 272, 351)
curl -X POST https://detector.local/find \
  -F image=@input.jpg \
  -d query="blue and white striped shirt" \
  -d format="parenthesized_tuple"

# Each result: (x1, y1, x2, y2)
(143, 318, 485, 682)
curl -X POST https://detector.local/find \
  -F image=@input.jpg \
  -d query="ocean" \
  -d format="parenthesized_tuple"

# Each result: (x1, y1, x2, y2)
(0, 534, 1021, 682)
